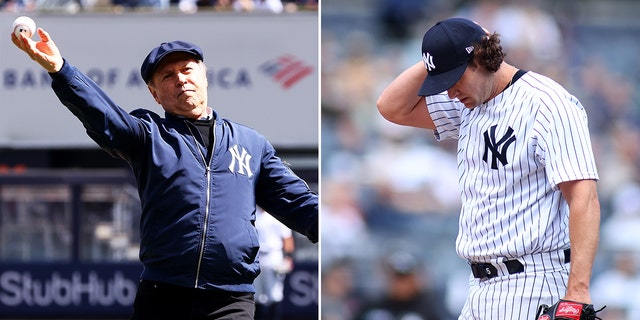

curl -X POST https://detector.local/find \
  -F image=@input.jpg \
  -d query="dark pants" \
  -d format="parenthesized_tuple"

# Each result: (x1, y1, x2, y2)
(130, 280, 255, 320)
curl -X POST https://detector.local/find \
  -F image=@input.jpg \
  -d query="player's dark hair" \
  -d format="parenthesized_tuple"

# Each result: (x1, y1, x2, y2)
(469, 33, 505, 73)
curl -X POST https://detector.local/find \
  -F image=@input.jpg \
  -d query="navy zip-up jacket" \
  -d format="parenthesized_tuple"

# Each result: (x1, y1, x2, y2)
(50, 61, 318, 292)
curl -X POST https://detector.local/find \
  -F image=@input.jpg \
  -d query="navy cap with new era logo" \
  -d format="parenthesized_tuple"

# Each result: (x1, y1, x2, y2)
(419, 17, 487, 96)
(140, 40, 204, 84)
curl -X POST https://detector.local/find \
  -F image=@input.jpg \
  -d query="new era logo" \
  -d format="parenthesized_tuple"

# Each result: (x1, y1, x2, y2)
(465, 46, 474, 54)
(259, 55, 313, 89)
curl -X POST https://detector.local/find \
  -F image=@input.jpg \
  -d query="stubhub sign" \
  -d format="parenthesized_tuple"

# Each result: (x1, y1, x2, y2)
(0, 271, 136, 307)
(0, 263, 142, 318)
(0, 12, 318, 148)
(0, 262, 317, 318)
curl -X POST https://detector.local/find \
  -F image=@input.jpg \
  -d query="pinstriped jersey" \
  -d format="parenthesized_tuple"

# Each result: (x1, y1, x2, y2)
(425, 71, 599, 262)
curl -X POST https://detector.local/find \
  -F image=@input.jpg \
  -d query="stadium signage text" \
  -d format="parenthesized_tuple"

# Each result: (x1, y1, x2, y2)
(3, 68, 252, 90)
(0, 270, 137, 307)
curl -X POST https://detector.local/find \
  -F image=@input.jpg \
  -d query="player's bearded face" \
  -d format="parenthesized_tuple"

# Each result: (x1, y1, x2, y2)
(149, 53, 209, 119)
(447, 66, 493, 109)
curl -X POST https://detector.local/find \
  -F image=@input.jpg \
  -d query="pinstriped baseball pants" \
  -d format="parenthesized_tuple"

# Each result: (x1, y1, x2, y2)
(459, 250, 570, 320)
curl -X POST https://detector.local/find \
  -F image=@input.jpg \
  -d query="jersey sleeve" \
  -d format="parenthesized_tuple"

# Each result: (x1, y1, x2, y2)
(425, 92, 463, 141)
(535, 93, 599, 189)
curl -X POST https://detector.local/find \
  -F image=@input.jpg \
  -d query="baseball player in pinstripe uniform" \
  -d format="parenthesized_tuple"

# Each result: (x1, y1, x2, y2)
(377, 17, 601, 319)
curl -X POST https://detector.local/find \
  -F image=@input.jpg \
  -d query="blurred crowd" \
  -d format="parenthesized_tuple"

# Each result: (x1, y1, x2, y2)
(321, 0, 640, 319)
(0, 0, 317, 14)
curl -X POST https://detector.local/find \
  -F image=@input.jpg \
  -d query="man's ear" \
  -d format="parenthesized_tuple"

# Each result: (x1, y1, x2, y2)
(200, 61, 209, 88)
(148, 84, 161, 104)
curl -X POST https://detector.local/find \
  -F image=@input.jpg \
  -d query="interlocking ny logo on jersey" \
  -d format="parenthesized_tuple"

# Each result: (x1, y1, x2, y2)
(228, 144, 254, 178)
(483, 125, 516, 169)
(422, 52, 436, 71)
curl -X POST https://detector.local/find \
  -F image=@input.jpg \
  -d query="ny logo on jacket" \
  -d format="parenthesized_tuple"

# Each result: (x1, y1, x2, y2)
(229, 144, 254, 178)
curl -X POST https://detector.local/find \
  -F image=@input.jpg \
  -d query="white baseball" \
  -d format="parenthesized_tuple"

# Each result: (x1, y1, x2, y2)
(12, 16, 36, 39)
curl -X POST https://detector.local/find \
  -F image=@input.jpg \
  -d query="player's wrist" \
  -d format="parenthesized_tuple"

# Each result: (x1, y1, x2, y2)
(562, 292, 592, 305)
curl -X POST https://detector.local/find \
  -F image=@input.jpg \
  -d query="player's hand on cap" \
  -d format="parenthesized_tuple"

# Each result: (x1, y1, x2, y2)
(11, 28, 64, 73)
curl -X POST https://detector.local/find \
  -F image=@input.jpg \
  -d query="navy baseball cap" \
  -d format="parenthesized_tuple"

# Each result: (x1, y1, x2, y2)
(419, 18, 487, 96)
(140, 40, 204, 83)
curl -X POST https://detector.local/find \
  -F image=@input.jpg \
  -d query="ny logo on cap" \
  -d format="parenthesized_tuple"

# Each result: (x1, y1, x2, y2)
(422, 52, 436, 72)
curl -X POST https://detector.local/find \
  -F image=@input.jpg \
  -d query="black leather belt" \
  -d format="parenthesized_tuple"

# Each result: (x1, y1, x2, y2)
(470, 248, 571, 279)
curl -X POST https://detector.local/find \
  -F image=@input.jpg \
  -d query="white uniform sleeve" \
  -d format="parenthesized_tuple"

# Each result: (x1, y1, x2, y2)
(279, 222, 292, 238)
(534, 92, 599, 189)
(425, 92, 464, 141)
